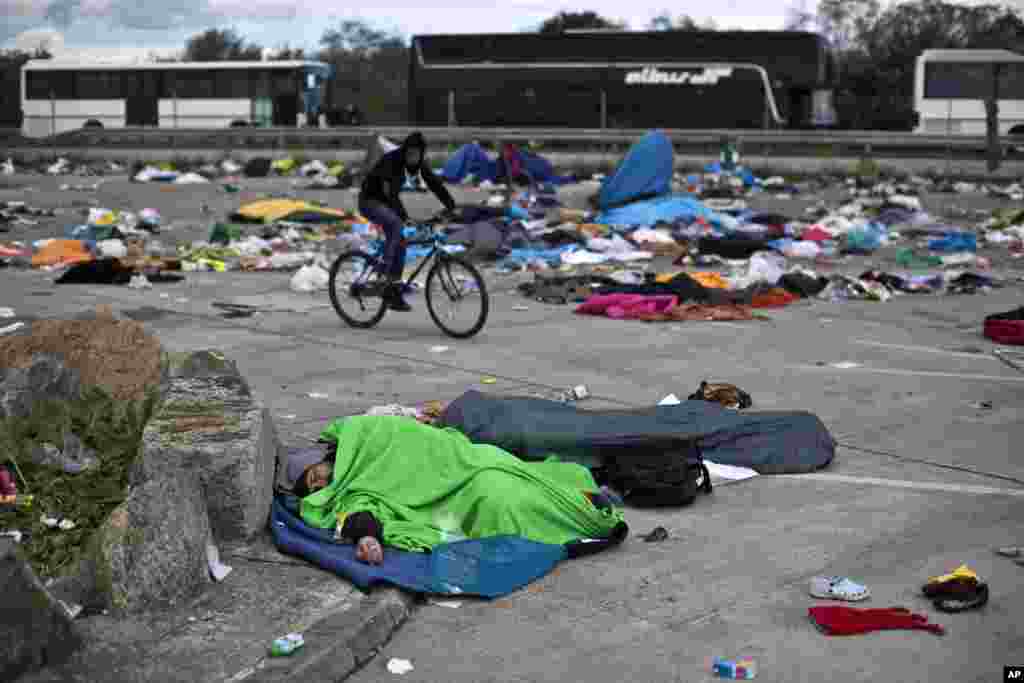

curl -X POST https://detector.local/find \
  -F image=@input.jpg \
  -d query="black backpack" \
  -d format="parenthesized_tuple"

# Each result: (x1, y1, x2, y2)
(596, 438, 712, 507)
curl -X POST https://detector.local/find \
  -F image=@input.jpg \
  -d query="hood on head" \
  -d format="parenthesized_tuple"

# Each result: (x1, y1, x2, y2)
(402, 131, 426, 152)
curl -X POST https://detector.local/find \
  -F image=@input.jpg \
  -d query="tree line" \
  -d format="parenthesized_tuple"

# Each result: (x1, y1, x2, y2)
(2, 2, 1023, 130)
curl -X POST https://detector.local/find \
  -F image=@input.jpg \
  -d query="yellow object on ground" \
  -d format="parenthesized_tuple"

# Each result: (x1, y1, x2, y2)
(232, 199, 348, 224)
(31, 240, 93, 268)
(926, 564, 977, 585)
(271, 158, 297, 174)
(327, 163, 345, 177)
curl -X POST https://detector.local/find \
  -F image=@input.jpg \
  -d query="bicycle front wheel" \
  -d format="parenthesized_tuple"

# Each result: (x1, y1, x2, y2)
(425, 254, 489, 339)
(328, 250, 388, 329)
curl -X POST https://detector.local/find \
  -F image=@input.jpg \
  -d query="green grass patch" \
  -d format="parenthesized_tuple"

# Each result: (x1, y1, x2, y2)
(0, 385, 159, 579)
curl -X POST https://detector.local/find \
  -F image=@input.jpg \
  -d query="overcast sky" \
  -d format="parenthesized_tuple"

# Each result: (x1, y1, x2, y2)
(2, 0, 1019, 60)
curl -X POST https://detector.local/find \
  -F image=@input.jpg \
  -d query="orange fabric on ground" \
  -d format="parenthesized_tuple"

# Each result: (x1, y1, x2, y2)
(31, 240, 93, 268)
(750, 288, 800, 308)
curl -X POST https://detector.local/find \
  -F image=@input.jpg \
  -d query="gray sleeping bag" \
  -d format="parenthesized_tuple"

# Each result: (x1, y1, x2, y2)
(439, 390, 835, 474)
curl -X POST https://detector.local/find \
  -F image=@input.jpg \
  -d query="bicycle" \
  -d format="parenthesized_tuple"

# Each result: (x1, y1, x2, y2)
(327, 213, 490, 339)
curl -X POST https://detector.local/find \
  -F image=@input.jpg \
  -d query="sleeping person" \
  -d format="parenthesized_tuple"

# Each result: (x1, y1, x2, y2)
(287, 415, 627, 565)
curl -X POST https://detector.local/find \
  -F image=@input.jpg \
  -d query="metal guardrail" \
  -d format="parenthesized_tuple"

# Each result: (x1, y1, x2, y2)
(11, 125, 1019, 163)
(24, 125, 1003, 148)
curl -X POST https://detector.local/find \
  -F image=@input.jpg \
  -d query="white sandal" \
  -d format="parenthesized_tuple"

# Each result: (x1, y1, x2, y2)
(809, 576, 871, 602)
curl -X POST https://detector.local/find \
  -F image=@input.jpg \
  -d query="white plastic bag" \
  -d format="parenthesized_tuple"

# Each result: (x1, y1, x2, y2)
(1, 158, 14, 175)
(289, 264, 330, 293)
(746, 251, 786, 286)
(96, 239, 127, 258)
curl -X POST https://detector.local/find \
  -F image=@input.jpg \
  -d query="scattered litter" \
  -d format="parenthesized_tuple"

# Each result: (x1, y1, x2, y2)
(128, 274, 153, 290)
(704, 462, 759, 481)
(386, 658, 414, 675)
(431, 600, 463, 609)
(59, 600, 83, 619)
(289, 264, 330, 293)
(269, 633, 304, 657)
(568, 384, 589, 401)
(0, 307, 15, 317)
(642, 527, 669, 543)
(829, 362, 861, 369)
(481, 377, 497, 384)
(658, 393, 681, 406)
(712, 656, 757, 679)
(207, 542, 234, 582)
(40, 515, 60, 528)
(512, 305, 530, 311)
(57, 519, 77, 531)
(0, 530, 24, 543)
(307, 392, 329, 399)
(430, 345, 450, 353)
(0, 322, 25, 335)
(969, 401, 994, 410)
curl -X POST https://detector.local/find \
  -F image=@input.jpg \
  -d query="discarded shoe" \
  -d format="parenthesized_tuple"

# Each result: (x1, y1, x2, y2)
(809, 576, 871, 602)
(922, 564, 978, 598)
(932, 583, 989, 613)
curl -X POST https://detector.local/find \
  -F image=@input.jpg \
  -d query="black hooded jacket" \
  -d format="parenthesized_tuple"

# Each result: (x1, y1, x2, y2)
(358, 132, 455, 221)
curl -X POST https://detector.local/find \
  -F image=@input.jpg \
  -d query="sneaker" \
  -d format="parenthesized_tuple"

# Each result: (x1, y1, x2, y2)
(385, 285, 412, 312)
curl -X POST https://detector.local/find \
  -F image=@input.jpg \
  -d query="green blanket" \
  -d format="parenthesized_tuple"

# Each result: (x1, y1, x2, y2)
(301, 416, 624, 552)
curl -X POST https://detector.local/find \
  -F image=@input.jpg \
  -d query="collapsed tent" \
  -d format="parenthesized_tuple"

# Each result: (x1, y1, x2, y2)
(229, 199, 348, 224)
(597, 130, 674, 211)
(440, 144, 499, 183)
(439, 390, 835, 474)
(440, 143, 574, 185)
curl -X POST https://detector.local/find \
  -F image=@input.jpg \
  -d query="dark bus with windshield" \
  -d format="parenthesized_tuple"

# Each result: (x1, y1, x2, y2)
(409, 30, 838, 129)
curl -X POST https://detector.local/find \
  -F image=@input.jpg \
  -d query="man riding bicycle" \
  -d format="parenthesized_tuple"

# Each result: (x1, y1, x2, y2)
(358, 131, 457, 312)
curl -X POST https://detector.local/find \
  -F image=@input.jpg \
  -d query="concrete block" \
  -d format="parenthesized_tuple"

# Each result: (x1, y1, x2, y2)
(0, 538, 84, 681)
(88, 470, 212, 613)
(136, 350, 279, 543)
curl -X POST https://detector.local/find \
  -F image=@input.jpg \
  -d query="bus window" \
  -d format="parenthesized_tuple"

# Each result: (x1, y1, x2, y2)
(26, 70, 74, 99)
(176, 70, 216, 98)
(270, 70, 295, 96)
(248, 70, 271, 98)
(924, 62, 992, 99)
(74, 71, 122, 99)
(997, 63, 1024, 99)
(214, 70, 249, 98)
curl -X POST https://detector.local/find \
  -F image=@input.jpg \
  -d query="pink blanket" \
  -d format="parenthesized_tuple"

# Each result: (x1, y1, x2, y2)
(575, 294, 679, 320)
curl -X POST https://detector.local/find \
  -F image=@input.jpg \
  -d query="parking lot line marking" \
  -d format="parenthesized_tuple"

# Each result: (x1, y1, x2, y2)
(775, 473, 1024, 497)
(851, 339, 1000, 361)
(792, 364, 1024, 383)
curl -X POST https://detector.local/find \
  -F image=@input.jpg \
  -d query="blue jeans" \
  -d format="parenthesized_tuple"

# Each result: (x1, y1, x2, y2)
(358, 199, 406, 281)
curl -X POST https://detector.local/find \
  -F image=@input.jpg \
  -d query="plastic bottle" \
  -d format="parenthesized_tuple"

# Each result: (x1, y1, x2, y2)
(269, 633, 304, 657)
(712, 656, 757, 679)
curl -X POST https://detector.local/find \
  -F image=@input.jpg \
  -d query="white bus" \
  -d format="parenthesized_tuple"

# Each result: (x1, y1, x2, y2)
(913, 49, 1024, 136)
(20, 59, 335, 138)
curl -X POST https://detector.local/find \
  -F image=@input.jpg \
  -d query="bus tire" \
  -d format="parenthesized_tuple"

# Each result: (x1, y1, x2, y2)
(83, 119, 103, 129)
(1009, 126, 1024, 154)
(230, 120, 250, 128)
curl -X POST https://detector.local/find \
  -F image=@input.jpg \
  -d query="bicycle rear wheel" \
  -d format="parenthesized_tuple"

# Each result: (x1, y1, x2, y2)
(328, 250, 388, 329)
(425, 254, 489, 339)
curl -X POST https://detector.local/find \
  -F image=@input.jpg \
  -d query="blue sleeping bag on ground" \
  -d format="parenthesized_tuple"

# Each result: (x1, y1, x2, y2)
(439, 391, 836, 474)
(270, 495, 568, 598)
(598, 130, 674, 210)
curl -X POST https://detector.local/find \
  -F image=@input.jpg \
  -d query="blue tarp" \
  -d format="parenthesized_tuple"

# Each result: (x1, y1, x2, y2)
(518, 150, 576, 186)
(440, 144, 499, 183)
(595, 195, 726, 228)
(597, 131, 674, 210)
(270, 496, 567, 598)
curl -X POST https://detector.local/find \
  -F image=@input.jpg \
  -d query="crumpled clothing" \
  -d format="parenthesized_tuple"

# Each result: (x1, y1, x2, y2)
(808, 606, 945, 636)
(575, 294, 679, 319)
(639, 303, 756, 322)
(750, 288, 800, 308)
(818, 276, 892, 302)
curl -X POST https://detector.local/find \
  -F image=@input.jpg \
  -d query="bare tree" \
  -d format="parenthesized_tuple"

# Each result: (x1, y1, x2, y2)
(648, 13, 717, 31)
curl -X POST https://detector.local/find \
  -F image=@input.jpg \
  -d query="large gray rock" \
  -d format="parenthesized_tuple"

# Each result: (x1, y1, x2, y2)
(86, 470, 213, 612)
(0, 353, 82, 419)
(134, 350, 279, 543)
(0, 538, 84, 680)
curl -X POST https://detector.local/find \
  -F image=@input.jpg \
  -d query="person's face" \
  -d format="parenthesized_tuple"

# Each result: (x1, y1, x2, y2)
(405, 147, 423, 168)
(303, 462, 332, 494)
